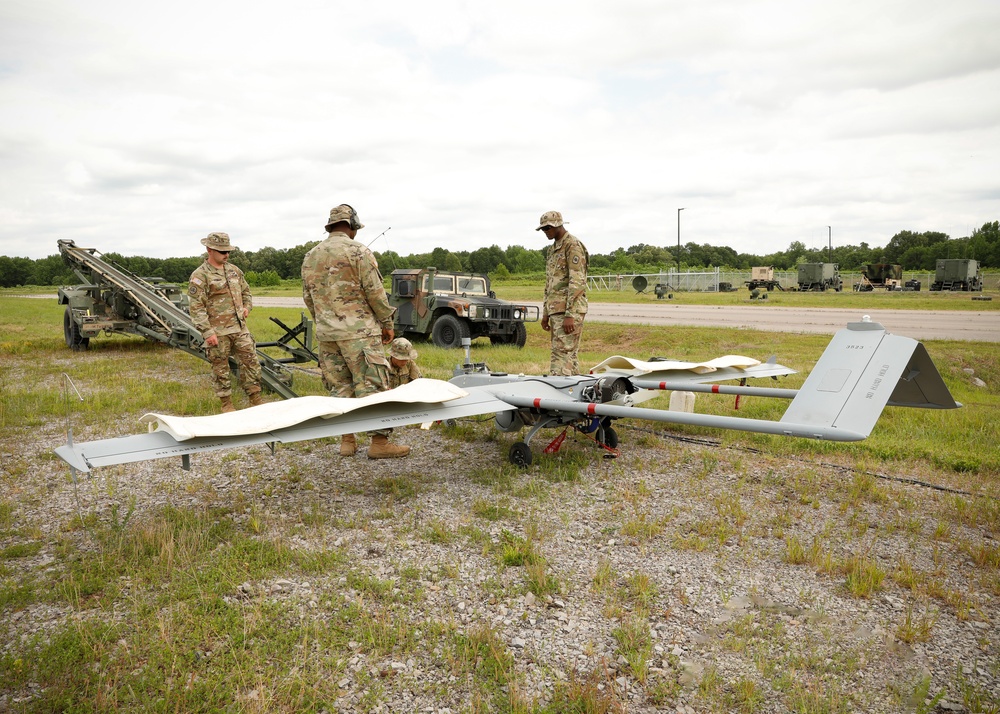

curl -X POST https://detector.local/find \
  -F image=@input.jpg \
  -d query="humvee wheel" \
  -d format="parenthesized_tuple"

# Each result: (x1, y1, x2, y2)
(431, 314, 471, 349)
(511, 321, 527, 348)
(509, 442, 532, 467)
(63, 307, 89, 351)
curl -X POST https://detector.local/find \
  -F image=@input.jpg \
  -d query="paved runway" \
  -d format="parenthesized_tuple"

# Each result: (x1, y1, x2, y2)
(255, 297, 999, 342)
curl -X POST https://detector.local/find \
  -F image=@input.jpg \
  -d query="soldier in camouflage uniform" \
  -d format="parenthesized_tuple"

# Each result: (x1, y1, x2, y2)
(386, 338, 421, 389)
(188, 232, 264, 413)
(537, 211, 589, 376)
(301, 204, 409, 459)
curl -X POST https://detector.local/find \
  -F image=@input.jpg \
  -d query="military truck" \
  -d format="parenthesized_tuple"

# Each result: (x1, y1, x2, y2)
(796, 263, 843, 292)
(745, 266, 784, 291)
(389, 268, 539, 349)
(930, 259, 982, 292)
(854, 263, 903, 292)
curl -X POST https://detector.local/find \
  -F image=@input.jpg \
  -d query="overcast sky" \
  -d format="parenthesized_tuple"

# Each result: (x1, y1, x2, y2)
(2, 0, 998, 262)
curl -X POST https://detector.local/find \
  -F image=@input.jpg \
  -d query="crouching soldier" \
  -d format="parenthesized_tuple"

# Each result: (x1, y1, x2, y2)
(387, 338, 421, 389)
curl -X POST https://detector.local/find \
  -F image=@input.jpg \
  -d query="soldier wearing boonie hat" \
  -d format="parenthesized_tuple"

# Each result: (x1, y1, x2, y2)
(188, 232, 264, 412)
(537, 211, 589, 376)
(301, 204, 410, 459)
(387, 337, 421, 389)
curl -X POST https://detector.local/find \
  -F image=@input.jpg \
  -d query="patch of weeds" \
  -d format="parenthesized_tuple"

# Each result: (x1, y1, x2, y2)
(536, 448, 589, 483)
(844, 471, 888, 508)
(842, 554, 886, 598)
(423, 518, 454, 545)
(492, 530, 543, 568)
(539, 668, 624, 713)
(373, 474, 420, 503)
(0, 581, 36, 609)
(525, 560, 562, 598)
(896, 604, 938, 644)
(672, 532, 710, 552)
(965, 539, 1000, 569)
(448, 624, 516, 694)
(909, 674, 947, 714)
(697, 664, 724, 701)
(592, 559, 616, 595)
(1, 541, 43, 559)
(953, 666, 1000, 713)
(0, 501, 14, 529)
(472, 497, 519, 522)
(457, 523, 491, 546)
(728, 676, 767, 713)
(932, 520, 952, 541)
(612, 616, 652, 684)
(783, 536, 808, 565)
(891, 558, 924, 591)
(466, 464, 517, 492)
(622, 572, 659, 612)
(926, 582, 974, 620)
(513, 477, 551, 501)
(621, 512, 668, 541)
(346, 571, 394, 601)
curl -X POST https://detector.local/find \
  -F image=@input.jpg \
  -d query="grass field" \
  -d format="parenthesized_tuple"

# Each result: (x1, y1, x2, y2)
(1, 295, 999, 712)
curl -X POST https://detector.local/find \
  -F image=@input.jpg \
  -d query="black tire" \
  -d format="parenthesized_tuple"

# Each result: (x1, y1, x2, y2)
(509, 442, 532, 467)
(63, 307, 89, 351)
(511, 322, 527, 348)
(431, 314, 471, 349)
(598, 425, 619, 449)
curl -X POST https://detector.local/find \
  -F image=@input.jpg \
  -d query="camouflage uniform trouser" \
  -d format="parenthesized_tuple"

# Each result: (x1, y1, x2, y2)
(206, 331, 261, 398)
(549, 312, 585, 376)
(317, 336, 392, 436)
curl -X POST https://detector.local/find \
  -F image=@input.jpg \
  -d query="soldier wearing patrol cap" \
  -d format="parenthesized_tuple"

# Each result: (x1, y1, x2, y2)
(301, 204, 410, 459)
(537, 211, 589, 375)
(387, 337, 421, 389)
(188, 232, 264, 412)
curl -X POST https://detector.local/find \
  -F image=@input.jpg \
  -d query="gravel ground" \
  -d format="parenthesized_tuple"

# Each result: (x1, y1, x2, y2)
(2, 411, 998, 712)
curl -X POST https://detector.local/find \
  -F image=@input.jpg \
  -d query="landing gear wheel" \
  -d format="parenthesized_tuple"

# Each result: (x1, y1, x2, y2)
(63, 307, 89, 351)
(431, 314, 471, 349)
(509, 442, 532, 467)
(598, 426, 618, 449)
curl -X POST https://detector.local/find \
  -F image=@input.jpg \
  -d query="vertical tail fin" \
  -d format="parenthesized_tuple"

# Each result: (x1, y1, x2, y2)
(780, 320, 959, 439)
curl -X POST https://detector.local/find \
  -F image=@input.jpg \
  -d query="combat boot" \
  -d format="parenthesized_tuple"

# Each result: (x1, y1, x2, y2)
(340, 433, 357, 457)
(367, 435, 410, 459)
(248, 390, 264, 407)
(219, 396, 236, 413)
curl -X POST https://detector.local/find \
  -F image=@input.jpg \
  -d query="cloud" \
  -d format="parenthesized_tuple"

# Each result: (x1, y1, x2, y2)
(0, 0, 997, 262)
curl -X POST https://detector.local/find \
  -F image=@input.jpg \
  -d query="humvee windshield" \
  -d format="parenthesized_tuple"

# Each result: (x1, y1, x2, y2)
(423, 273, 488, 296)
(457, 277, 487, 295)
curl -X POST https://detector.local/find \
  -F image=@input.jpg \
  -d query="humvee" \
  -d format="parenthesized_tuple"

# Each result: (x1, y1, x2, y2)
(389, 268, 539, 349)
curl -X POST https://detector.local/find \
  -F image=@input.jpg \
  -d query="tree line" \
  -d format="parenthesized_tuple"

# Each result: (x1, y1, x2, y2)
(2, 221, 997, 288)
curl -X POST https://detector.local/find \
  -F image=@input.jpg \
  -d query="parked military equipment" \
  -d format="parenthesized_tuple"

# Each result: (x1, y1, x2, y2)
(745, 266, 784, 291)
(56, 239, 314, 398)
(796, 263, 843, 292)
(389, 267, 539, 349)
(930, 259, 982, 292)
(854, 263, 903, 292)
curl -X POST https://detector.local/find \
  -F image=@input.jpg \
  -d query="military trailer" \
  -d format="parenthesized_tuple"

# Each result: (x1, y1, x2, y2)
(854, 263, 903, 292)
(389, 267, 539, 349)
(56, 239, 312, 398)
(796, 263, 843, 292)
(930, 259, 982, 292)
(744, 266, 784, 291)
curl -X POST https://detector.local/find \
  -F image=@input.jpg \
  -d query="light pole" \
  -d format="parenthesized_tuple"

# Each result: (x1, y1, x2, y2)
(677, 207, 685, 276)
(828, 226, 832, 263)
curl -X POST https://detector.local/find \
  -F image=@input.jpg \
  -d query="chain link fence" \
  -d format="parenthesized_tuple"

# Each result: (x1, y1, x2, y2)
(589, 270, 1000, 293)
